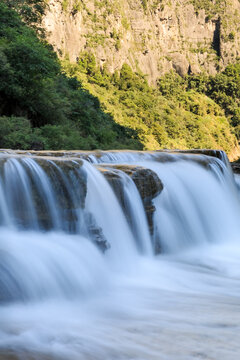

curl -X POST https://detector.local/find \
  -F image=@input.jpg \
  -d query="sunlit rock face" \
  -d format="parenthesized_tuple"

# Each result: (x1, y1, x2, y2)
(43, 0, 240, 83)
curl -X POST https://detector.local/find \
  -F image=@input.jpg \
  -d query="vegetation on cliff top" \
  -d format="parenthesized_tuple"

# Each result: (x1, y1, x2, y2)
(62, 53, 237, 154)
(0, 1, 238, 155)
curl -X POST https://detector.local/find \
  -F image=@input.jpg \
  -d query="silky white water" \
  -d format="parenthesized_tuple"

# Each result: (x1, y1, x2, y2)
(1, 152, 240, 359)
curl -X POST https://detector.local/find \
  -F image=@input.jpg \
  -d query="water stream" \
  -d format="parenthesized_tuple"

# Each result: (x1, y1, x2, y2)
(0, 151, 240, 359)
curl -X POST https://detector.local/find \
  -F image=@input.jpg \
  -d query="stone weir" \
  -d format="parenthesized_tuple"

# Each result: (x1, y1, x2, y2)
(1, 148, 228, 160)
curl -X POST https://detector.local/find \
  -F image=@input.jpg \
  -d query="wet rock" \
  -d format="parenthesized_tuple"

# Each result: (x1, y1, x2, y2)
(0, 352, 54, 360)
(84, 212, 110, 252)
(231, 161, 240, 174)
(130, 167, 163, 201)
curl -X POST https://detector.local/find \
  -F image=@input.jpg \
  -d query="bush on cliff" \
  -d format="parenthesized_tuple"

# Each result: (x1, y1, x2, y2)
(187, 64, 240, 139)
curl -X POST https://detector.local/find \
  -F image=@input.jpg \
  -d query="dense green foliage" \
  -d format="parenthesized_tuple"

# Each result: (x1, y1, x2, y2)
(5, 0, 47, 36)
(158, 65, 240, 140)
(0, 116, 33, 149)
(0, 2, 141, 150)
(62, 52, 237, 154)
(187, 65, 240, 138)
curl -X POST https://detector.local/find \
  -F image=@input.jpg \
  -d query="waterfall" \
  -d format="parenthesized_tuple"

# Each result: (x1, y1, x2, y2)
(1, 150, 240, 359)
(0, 152, 240, 298)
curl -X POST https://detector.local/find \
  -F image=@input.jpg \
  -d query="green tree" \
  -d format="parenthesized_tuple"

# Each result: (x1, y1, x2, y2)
(5, 0, 47, 36)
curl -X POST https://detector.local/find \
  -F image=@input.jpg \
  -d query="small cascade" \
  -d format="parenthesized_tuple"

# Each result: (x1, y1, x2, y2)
(0, 156, 89, 232)
(3, 157, 39, 229)
(83, 161, 139, 266)
(96, 167, 152, 255)
(146, 158, 240, 253)
(0, 177, 12, 227)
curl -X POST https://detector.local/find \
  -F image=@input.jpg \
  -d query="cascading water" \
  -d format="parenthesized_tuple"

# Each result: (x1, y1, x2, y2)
(109, 169, 152, 255)
(1, 151, 240, 360)
(147, 159, 240, 253)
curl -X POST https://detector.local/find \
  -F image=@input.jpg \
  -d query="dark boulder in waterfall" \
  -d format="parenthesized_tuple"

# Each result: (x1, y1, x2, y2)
(98, 165, 163, 237)
(231, 161, 240, 174)
(84, 212, 110, 252)
(130, 167, 163, 200)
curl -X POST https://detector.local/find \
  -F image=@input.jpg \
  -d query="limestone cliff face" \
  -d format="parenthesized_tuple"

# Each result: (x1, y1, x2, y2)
(43, 0, 240, 83)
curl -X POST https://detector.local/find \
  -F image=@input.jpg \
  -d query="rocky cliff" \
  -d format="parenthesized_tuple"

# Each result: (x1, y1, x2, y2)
(43, 0, 240, 83)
